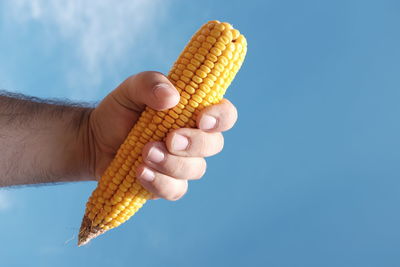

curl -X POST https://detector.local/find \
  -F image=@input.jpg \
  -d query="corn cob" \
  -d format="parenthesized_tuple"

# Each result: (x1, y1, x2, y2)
(78, 20, 247, 246)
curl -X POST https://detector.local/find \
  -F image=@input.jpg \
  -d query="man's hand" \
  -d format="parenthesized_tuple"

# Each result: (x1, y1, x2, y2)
(87, 71, 238, 200)
(0, 71, 237, 197)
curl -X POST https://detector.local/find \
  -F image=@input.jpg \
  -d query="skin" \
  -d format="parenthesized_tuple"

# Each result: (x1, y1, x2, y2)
(0, 71, 238, 201)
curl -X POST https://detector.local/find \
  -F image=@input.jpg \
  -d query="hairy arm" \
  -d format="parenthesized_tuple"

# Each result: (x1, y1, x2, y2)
(0, 91, 93, 187)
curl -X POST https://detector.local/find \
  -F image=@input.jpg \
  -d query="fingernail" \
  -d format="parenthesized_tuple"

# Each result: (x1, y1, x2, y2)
(139, 167, 155, 182)
(147, 147, 165, 163)
(172, 134, 189, 151)
(199, 115, 217, 130)
(153, 83, 174, 99)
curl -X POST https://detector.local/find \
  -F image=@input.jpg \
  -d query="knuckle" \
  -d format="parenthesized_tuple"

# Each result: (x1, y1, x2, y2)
(216, 133, 224, 153)
(230, 104, 238, 123)
(124, 74, 137, 84)
(168, 193, 182, 201)
(168, 183, 188, 201)
(156, 185, 172, 200)
(167, 156, 185, 177)
(195, 158, 207, 179)
(223, 98, 236, 112)
(221, 100, 238, 129)
(214, 133, 224, 154)
(155, 178, 187, 201)
(197, 132, 208, 156)
(141, 71, 166, 83)
(138, 71, 154, 78)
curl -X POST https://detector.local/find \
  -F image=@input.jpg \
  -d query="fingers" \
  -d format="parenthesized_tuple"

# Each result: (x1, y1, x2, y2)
(137, 165, 189, 201)
(142, 142, 207, 180)
(165, 129, 224, 157)
(113, 71, 180, 112)
(136, 129, 223, 200)
(196, 99, 238, 132)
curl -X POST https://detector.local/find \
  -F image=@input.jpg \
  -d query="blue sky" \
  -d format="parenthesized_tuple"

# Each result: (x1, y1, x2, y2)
(1, 0, 400, 266)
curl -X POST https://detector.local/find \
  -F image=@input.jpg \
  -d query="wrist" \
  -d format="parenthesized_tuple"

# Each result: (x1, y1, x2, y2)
(72, 107, 96, 181)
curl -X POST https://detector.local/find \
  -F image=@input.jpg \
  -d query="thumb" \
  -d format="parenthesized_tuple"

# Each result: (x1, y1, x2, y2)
(114, 71, 180, 112)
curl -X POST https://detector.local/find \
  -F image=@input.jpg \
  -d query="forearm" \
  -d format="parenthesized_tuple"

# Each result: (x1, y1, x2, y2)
(0, 91, 94, 187)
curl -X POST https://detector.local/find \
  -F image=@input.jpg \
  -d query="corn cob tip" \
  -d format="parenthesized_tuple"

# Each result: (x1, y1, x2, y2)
(78, 215, 106, 246)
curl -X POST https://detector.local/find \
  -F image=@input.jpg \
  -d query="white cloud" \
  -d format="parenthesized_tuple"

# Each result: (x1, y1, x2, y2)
(0, 190, 12, 211)
(3, 0, 169, 98)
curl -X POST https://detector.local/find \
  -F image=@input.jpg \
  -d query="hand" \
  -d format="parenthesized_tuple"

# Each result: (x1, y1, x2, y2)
(87, 71, 237, 200)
